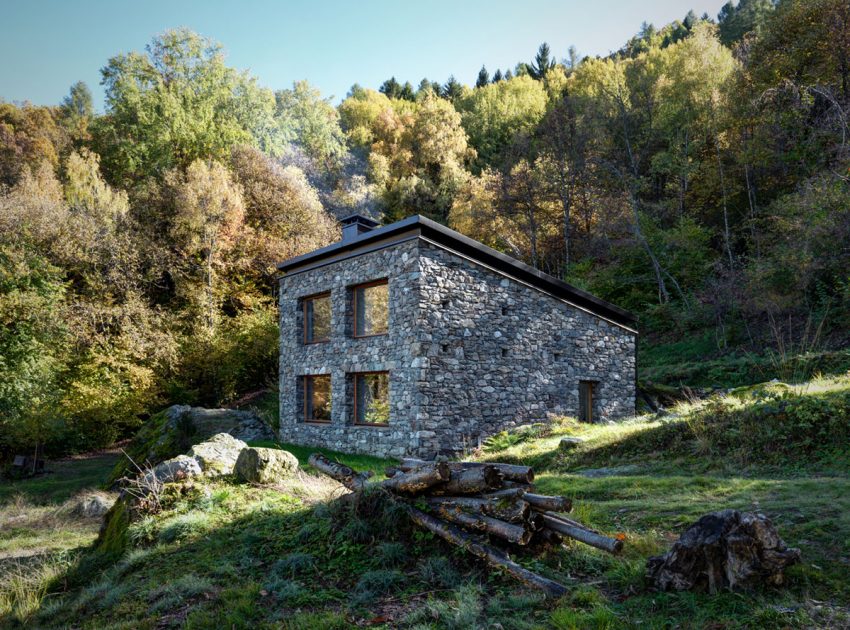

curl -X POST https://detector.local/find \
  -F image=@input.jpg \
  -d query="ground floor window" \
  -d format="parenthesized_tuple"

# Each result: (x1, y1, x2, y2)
(303, 375, 331, 423)
(579, 380, 595, 423)
(353, 371, 390, 425)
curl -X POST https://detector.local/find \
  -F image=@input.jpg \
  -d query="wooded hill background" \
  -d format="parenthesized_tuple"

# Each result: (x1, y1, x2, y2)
(2, 0, 848, 457)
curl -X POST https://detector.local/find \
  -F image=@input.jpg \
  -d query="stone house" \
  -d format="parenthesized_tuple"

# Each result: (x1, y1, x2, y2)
(277, 214, 637, 459)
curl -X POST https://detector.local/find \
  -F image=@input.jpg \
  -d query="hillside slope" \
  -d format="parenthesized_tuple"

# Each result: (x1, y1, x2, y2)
(2, 376, 849, 628)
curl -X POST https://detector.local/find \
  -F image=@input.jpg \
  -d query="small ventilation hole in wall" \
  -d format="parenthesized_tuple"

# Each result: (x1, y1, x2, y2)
(441, 299, 450, 308)
(501, 348, 509, 358)
(441, 343, 450, 354)
(501, 306, 508, 316)
(553, 352, 562, 361)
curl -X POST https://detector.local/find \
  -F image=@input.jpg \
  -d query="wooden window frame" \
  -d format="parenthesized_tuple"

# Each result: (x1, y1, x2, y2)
(302, 374, 332, 424)
(352, 279, 389, 339)
(302, 292, 331, 345)
(352, 370, 390, 427)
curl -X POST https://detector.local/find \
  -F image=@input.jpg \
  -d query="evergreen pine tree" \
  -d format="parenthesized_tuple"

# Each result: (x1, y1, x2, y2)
(492, 69, 503, 83)
(441, 75, 464, 102)
(379, 77, 401, 99)
(530, 42, 556, 80)
(399, 81, 415, 101)
(475, 65, 490, 88)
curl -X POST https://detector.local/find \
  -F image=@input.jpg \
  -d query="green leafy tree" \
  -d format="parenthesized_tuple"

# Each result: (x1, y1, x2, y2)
(170, 159, 245, 333)
(275, 80, 348, 170)
(457, 75, 548, 167)
(95, 28, 279, 185)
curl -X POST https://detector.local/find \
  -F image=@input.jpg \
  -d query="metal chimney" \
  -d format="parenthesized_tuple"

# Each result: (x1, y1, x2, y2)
(340, 214, 380, 243)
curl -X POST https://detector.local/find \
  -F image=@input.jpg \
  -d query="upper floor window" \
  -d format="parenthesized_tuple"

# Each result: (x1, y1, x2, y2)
(353, 280, 388, 337)
(303, 292, 331, 344)
(353, 371, 390, 425)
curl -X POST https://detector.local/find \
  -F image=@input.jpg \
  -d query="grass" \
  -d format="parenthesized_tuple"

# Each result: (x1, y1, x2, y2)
(3, 375, 850, 628)
(0, 451, 119, 624)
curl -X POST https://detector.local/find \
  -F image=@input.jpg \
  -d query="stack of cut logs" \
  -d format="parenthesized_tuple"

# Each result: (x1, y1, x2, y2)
(309, 454, 623, 597)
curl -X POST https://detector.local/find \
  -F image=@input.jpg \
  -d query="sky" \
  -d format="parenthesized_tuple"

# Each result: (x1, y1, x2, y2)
(1, 0, 728, 109)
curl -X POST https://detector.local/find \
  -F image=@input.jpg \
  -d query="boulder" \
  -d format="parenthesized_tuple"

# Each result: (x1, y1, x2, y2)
(71, 492, 116, 518)
(235, 447, 299, 484)
(188, 433, 248, 476)
(647, 510, 801, 593)
(144, 454, 203, 486)
(558, 437, 585, 451)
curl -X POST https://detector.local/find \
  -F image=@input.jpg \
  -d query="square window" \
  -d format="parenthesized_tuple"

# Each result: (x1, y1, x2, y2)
(303, 375, 331, 423)
(303, 293, 331, 343)
(353, 372, 389, 425)
(353, 280, 388, 337)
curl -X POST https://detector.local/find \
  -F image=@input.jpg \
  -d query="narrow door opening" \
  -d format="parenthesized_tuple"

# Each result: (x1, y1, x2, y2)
(579, 380, 595, 423)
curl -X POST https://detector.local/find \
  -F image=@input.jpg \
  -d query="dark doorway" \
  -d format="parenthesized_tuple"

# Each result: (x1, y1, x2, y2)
(579, 381, 595, 422)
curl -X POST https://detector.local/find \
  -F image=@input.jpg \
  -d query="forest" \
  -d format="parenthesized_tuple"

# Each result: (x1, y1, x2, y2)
(1, 0, 849, 458)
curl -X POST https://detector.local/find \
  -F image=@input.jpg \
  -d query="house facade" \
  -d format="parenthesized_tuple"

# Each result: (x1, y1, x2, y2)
(278, 214, 637, 459)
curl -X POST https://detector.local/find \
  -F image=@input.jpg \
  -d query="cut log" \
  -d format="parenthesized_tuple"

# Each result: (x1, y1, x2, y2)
(380, 462, 450, 494)
(406, 507, 567, 598)
(521, 493, 572, 513)
(455, 462, 535, 484)
(428, 504, 532, 545)
(398, 460, 534, 484)
(434, 465, 504, 495)
(539, 512, 623, 554)
(425, 496, 531, 524)
(307, 453, 370, 491)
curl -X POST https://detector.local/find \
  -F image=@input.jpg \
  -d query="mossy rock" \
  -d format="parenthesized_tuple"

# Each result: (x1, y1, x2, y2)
(96, 497, 131, 555)
(107, 405, 274, 485)
(235, 447, 299, 484)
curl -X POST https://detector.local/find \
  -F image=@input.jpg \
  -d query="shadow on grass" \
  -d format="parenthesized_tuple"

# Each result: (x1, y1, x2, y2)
(0, 453, 119, 506)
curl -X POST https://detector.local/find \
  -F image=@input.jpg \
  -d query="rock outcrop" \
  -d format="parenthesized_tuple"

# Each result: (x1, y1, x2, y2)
(108, 404, 275, 484)
(235, 447, 299, 484)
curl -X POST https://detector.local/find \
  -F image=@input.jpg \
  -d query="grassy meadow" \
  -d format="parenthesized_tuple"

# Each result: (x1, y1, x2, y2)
(1, 375, 849, 628)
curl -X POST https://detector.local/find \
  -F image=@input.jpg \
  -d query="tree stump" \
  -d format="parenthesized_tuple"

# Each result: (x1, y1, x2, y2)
(646, 509, 801, 593)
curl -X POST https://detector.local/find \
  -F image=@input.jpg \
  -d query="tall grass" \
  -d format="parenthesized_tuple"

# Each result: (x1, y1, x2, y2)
(0, 553, 75, 624)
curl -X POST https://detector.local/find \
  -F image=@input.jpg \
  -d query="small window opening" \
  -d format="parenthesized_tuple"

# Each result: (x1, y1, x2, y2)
(553, 352, 562, 361)
(441, 343, 450, 354)
(441, 299, 450, 308)
(501, 348, 509, 358)
(501, 306, 508, 316)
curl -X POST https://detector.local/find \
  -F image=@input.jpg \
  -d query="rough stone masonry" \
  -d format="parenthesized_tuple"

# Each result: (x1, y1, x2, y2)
(278, 215, 636, 459)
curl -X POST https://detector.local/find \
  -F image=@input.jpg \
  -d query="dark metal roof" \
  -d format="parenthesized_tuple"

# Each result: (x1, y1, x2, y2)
(277, 215, 637, 329)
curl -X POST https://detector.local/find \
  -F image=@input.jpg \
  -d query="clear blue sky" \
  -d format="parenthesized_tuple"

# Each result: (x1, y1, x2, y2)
(1, 0, 727, 108)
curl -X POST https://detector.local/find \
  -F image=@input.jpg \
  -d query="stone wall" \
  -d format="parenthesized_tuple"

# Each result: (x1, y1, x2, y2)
(279, 238, 636, 459)
(278, 240, 423, 459)
(413, 241, 636, 456)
